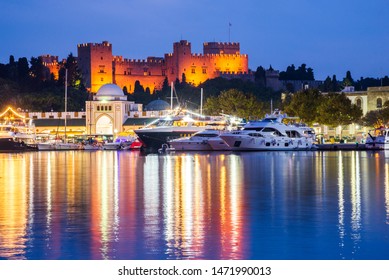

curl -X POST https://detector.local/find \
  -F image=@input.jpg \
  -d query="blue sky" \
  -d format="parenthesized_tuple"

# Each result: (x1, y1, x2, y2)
(1, 0, 388, 80)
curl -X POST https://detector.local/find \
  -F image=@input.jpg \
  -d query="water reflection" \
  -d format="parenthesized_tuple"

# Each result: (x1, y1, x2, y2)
(1, 151, 389, 259)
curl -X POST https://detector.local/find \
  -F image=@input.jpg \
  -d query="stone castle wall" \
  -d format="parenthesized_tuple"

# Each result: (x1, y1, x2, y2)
(77, 40, 249, 94)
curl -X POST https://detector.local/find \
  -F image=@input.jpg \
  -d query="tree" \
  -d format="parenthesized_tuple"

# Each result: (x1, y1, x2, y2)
(342, 70, 354, 87)
(283, 89, 322, 125)
(203, 89, 264, 119)
(360, 100, 389, 127)
(254, 66, 266, 86)
(321, 76, 333, 92)
(316, 92, 362, 127)
(162, 77, 169, 92)
(331, 75, 340, 92)
(279, 63, 314, 81)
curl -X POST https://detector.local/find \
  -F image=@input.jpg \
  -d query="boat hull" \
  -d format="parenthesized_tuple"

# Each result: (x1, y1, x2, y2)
(220, 135, 314, 151)
(0, 137, 36, 152)
(135, 130, 200, 150)
(37, 142, 81, 151)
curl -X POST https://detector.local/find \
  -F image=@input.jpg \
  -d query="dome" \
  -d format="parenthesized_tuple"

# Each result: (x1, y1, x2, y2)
(145, 99, 170, 111)
(96, 84, 124, 96)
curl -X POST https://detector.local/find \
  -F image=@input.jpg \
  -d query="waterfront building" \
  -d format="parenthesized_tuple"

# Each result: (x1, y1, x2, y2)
(85, 83, 142, 135)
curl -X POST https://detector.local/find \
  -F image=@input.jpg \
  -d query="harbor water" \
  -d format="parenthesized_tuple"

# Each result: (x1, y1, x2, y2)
(0, 150, 389, 260)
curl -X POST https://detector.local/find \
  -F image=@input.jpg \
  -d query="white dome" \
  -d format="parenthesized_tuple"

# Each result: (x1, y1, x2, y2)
(96, 84, 124, 96)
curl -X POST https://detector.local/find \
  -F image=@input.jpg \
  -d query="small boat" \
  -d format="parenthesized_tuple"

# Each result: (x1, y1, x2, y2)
(365, 128, 389, 150)
(168, 129, 224, 151)
(102, 141, 122, 150)
(158, 143, 175, 154)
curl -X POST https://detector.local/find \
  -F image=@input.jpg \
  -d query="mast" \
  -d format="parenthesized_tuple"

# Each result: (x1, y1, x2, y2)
(200, 88, 203, 116)
(170, 81, 173, 111)
(64, 69, 67, 143)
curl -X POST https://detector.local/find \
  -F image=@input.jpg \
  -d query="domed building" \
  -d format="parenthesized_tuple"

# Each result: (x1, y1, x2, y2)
(145, 99, 170, 111)
(93, 84, 128, 101)
(86, 83, 142, 135)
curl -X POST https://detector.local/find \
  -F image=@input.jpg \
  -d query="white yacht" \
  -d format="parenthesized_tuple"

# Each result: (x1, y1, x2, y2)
(219, 111, 316, 151)
(168, 129, 223, 151)
(365, 128, 389, 150)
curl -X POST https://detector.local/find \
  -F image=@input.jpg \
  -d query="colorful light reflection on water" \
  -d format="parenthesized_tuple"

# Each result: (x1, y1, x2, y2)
(0, 150, 389, 260)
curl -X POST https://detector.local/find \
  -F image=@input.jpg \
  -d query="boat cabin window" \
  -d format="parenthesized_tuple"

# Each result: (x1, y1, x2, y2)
(286, 130, 301, 138)
(156, 120, 174, 126)
(243, 127, 264, 131)
(195, 133, 218, 137)
(248, 132, 263, 138)
(261, 127, 283, 136)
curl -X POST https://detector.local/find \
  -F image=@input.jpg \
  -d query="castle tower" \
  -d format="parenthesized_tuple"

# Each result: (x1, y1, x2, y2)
(203, 42, 240, 55)
(77, 41, 113, 93)
(166, 40, 192, 83)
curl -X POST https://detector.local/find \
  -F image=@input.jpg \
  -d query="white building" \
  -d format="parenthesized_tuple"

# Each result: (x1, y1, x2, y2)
(85, 83, 142, 135)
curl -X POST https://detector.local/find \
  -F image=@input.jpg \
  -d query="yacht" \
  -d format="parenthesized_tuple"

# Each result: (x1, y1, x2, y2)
(365, 128, 389, 150)
(134, 111, 225, 151)
(219, 111, 316, 151)
(168, 129, 223, 151)
(0, 108, 37, 151)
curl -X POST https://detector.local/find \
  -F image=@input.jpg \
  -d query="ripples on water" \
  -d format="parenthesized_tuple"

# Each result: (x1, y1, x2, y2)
(0, 150, 389, 260)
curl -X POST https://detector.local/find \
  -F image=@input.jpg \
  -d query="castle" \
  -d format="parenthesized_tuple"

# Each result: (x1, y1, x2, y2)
(76, 40, 249, 93)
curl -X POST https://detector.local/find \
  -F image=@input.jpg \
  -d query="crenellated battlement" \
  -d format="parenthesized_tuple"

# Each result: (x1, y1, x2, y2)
(77, 41, 111, 49)
(203, 42, 240, 47)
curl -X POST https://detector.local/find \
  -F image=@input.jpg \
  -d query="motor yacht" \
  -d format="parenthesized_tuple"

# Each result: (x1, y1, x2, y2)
(168, 129, 223, 151)
(219, 111, 316, 151)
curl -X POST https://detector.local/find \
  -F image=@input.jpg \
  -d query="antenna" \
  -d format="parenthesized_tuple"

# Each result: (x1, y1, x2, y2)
(228, 22, 232, 42)
(64, 68, 67, 143)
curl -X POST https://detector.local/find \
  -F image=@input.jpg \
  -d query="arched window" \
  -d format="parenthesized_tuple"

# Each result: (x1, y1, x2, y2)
(356, 98, 362, 108)
(377, 98, 383, 108)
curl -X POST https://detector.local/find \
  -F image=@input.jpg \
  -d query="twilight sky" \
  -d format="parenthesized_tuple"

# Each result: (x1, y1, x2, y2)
(1, 0, 388, 80)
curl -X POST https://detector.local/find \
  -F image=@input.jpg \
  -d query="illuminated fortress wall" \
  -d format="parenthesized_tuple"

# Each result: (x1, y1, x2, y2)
(77, 40, 249, 94)
(40, 55, 60, 80)
(113, 56, 166, 93)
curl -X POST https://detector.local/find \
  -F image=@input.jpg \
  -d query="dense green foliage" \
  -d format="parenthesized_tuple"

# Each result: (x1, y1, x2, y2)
(360, 101, 389, 127)
(279, 64, 314, 81)
(316, 92, 362, 127)
(283, 89, 363, 127)
(283, 89, 322, 125)
(0, 54, 88, 112)
(203, 89, 264, 120)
